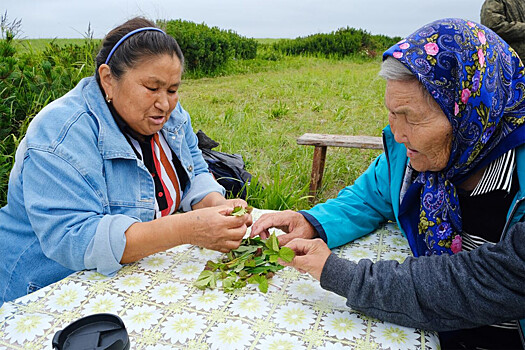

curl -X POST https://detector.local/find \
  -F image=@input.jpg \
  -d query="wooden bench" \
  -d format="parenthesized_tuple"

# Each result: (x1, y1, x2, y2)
(297, 133, 383, 201)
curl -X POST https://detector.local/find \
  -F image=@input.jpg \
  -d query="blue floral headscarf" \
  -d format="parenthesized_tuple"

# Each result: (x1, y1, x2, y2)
(383, 18, 525, 256)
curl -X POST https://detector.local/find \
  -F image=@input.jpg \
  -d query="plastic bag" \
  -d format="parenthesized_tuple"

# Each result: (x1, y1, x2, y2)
(197, 130, 252, 199)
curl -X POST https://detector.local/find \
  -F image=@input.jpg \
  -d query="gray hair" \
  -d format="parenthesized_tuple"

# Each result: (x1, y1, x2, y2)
(379, 57, 441, 111)
(378, 57, 416, 81)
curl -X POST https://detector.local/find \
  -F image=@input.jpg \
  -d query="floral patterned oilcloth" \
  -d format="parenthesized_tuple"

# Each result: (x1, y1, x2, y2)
(0, 209, 439, 349)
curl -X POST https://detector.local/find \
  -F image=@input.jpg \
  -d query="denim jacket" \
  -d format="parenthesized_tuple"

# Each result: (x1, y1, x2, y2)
(0, 76, 224, 305)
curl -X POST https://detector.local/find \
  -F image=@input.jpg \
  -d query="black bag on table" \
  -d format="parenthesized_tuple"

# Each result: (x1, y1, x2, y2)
(196, 130, 252, 199)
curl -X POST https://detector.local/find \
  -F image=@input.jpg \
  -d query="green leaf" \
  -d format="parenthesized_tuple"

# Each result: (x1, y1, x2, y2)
(233, 261, 245, 273)
(247, 274, 269, 293)
(194, 231, 289, 293)
(233, 245, 259, 254)
(265, 233, 280, 252)
(257, 277, 269, 293)
(205, 260, 222, 271)
(278, 246, 295, 263)
(244, 258, 256, 267)
(194, 270, 216, 290)
(222, 275, 237, 293)
(231, 206, 247, 216)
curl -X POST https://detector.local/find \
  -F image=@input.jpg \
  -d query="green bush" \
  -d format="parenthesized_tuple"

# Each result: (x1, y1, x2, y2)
(0, 32, 98, 206)
(272, 27, 401, 58)
(160, 19, 258, 74)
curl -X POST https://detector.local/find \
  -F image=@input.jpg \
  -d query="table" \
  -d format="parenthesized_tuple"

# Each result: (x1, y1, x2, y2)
(0, 209, 439, 349)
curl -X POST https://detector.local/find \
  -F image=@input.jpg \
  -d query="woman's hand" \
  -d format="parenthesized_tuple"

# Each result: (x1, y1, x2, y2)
(280, 238, 332, 281)
(183, 205, 251, 252)
(121, 204, 251, 263)
(250, 210, 317, 246)
(191, 193, 253, 227)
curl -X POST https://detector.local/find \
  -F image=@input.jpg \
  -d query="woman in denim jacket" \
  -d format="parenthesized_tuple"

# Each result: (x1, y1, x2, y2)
(0, 17, 251, 305)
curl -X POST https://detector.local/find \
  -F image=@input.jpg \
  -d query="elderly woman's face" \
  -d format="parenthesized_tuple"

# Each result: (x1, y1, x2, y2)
(108, 54, 182, 135)
(385, 79, 452, 172)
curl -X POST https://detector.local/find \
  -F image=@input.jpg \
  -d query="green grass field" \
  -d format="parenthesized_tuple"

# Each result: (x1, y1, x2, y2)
(180, 56, 387, 208)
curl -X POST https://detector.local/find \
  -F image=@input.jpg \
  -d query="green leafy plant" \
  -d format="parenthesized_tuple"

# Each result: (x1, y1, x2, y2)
(194, 232, 295, 293)
(230, 205, 253, 216)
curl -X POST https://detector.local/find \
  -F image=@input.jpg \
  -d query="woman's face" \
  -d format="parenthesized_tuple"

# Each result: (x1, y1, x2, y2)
(385, 79, 452, 172)
(104, 54, 182, 135)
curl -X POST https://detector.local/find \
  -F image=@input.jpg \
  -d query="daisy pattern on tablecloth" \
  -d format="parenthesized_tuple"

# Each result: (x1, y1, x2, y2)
(321, 310, 366, 340)
(384, 222, 403, 234)
(147, 345, 173, 350)
(168, 244, 192, 254)
(287, 279, 324, 301)
(46, 282, 87, 312)
(353, 232, 380, 245)
(0, 302, 15, 323)
(12, 289, 42, 306)
(78, 270, 111, 282)
(382, 251, 408, 264)
(317, 291, 348, 309)
(149, 282, 187, 304)
(172, 262, 203, 280)
(272, 302, 316, 331)
(113, 274, 150, 292)
(229, 294, 269, 319)
(188, 289, 228, 311)
(83, 293, 124, 314)
(207, 320, 254, 350)
(4, 313, 53, 343)
(316, 341, 351, 350)
(162, 313, 206, 343)
(192, 247, 222, 260)
(425, 330, 440, 349)
(256, 333, 306, 350)
(383, 234, 409, 249)
(123, 305, 162, 333)
(139, 253, 171, 271)
(373, 323, 419, 350)
(341, 246, 376, 262)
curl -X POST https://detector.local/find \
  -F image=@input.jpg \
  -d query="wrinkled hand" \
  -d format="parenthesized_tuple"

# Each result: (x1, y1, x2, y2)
(250, 210, 316, 246)
(279, 238, 332, 281)
(221, 198, 253, 226)
(184, 205, 250, 252)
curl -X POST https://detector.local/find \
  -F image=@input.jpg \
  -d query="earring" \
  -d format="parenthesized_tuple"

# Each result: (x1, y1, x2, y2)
(105, 94, 112, 103)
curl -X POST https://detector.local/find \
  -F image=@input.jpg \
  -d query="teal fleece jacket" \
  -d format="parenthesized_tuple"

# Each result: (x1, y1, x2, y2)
(303, 125, 525, 333)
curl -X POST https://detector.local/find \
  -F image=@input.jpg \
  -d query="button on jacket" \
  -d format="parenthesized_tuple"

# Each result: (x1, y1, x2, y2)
(0, 76, 225, 305)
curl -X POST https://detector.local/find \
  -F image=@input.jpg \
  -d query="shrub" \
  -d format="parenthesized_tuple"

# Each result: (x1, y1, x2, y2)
(272, 27, 401, 58)
(0, 31, 98, 206)
(160, 19, 257, 74)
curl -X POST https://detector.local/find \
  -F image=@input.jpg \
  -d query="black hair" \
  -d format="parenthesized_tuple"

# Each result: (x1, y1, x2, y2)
(95, 17, 184, 84)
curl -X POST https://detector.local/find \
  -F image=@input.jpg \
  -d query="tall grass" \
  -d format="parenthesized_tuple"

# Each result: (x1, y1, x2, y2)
(180, 56, 387, 208)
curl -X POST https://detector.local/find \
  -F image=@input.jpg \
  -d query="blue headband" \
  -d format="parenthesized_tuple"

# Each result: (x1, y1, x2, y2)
(104, 27, 166, 64)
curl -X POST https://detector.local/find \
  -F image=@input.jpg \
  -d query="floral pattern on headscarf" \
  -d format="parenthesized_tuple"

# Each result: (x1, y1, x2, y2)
(384, 18, 525, 256)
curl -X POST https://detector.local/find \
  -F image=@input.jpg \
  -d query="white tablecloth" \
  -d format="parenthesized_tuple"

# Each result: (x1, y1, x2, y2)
(0, 209, 439, 349)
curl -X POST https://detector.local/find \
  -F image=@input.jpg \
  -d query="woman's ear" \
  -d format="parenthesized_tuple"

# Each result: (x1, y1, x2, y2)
(98, 64, 114, 99)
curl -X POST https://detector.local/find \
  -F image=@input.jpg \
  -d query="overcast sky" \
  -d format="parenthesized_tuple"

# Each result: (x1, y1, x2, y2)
(4, 0, 484, 39)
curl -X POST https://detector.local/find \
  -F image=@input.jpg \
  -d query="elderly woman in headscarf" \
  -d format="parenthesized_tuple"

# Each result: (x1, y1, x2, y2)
(251, 18, 525, 349)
